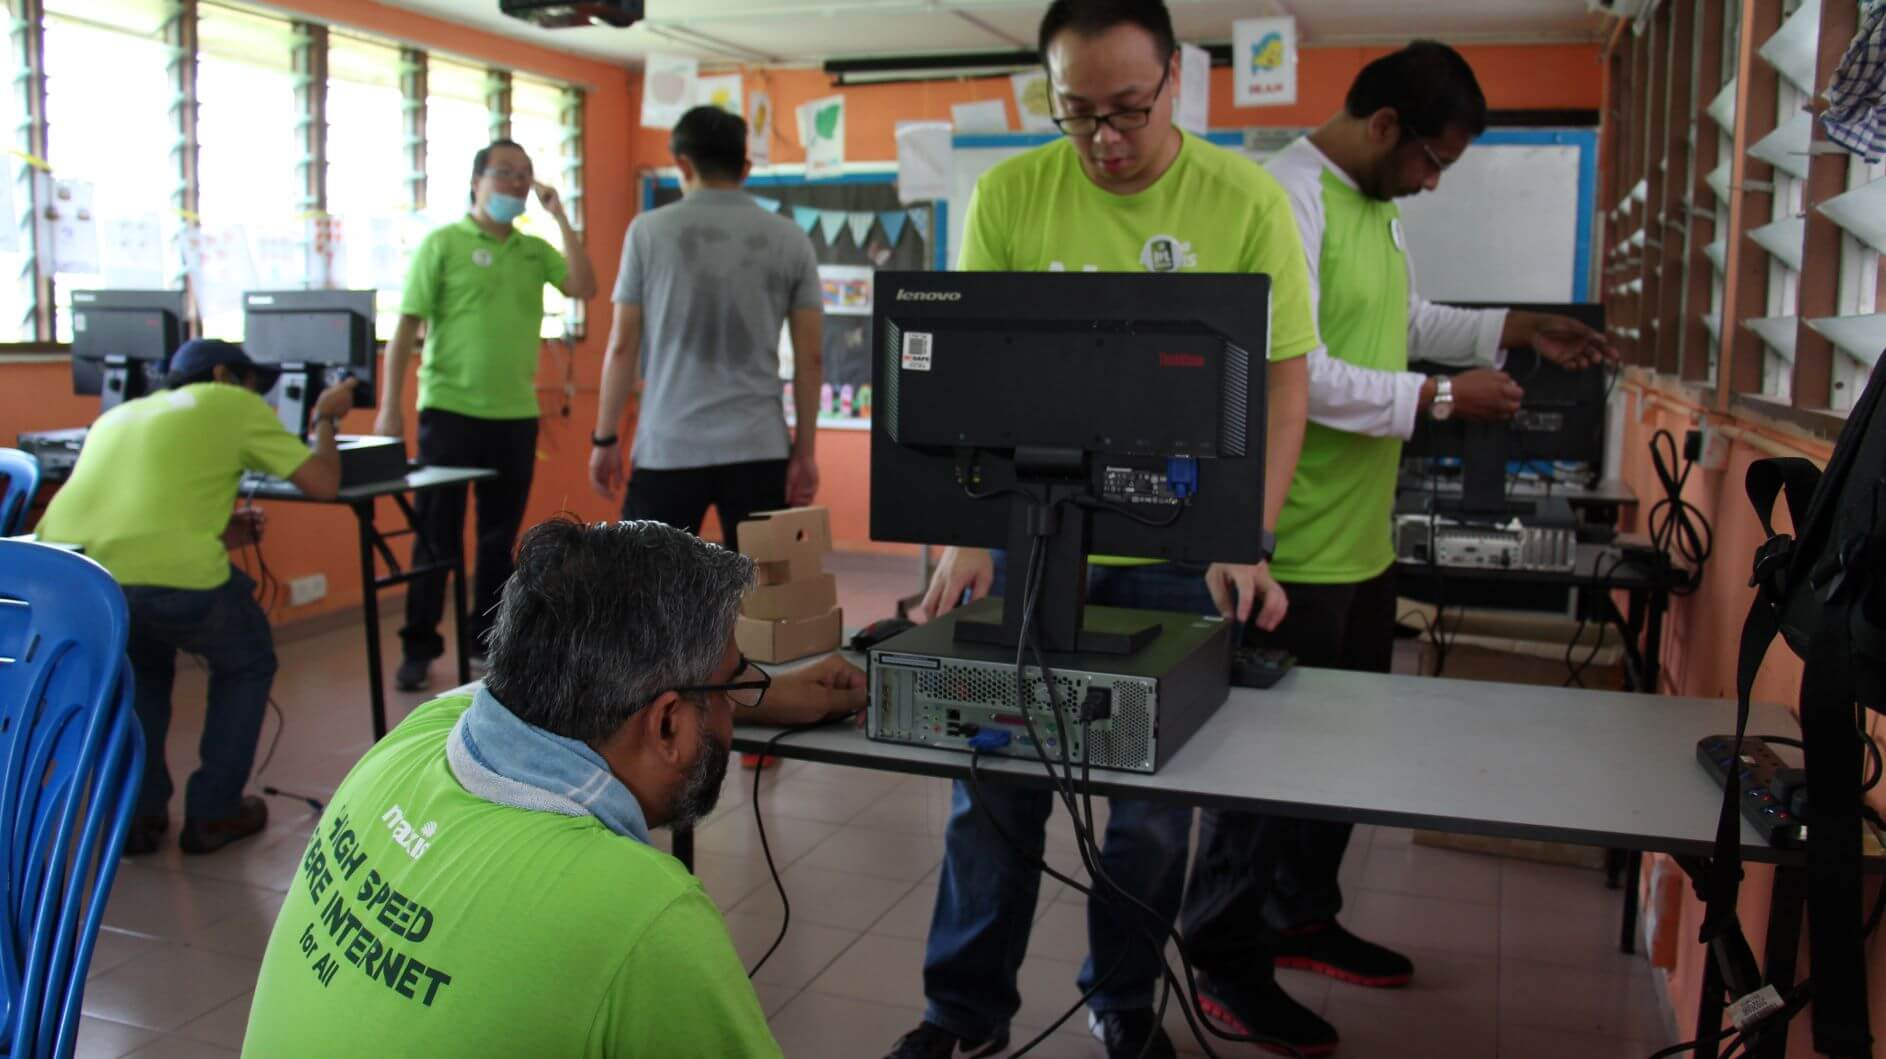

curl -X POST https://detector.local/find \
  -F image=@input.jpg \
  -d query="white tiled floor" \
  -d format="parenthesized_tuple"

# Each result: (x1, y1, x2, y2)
(74, 550, 1677, 1057)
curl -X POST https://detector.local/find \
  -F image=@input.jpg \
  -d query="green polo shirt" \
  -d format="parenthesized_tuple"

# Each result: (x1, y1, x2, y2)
(35, 383, 312, 589)
(401, 217, 569, 420)
(243, 695, 781, 1059)
(959, 133, 1321, 566)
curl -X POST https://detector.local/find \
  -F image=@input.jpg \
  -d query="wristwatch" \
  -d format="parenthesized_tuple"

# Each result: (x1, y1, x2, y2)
(1430, 376, 1455, 421)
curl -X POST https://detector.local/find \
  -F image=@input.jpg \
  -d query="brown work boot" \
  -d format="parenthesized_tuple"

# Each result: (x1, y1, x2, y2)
(124, 813, 168, 856)
(180, 795, 269, 855)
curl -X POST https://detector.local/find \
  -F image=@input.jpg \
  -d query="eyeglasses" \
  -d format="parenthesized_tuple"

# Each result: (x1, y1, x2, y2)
(675, 656, 771, 710)
(483, 165, 533, 183)
(1051, 66, 1171, 139)
(1400, 123, 1453, 174)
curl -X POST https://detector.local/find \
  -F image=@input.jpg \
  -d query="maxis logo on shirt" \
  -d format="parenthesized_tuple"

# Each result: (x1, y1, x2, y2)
(383, 803, 439, 861)
(294, 808, 455, 1007)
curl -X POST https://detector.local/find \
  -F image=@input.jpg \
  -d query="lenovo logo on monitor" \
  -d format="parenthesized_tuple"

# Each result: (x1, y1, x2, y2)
(895, 289, 962, 302)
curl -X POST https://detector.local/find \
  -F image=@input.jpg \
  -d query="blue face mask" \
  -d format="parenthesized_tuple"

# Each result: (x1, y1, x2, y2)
(485, 191, 527, 224)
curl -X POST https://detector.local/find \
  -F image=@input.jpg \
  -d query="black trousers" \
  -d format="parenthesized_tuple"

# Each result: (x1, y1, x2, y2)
(400, 409, 539, 662)
(1181, 569, 1398, 980)
(622, 459, 789, 552)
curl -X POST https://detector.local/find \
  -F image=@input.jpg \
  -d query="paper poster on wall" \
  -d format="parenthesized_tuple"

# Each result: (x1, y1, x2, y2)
(895, 121, 952, 204)
(950, 99, 1009, 134)
(697, 73, 743, 118)
(1010, 70, 1056, 132)
(818, 264, 873, 315)
(1177, 43, 1210, 134)
(100, 215, 166, 287)
(748, 91, 773, 167)
(48, 178, 100, 274)
(640, 54, 698, 130)
(1233, 17, 1297, 107)
(797, 95, 846, 179)
(182, 223, 257, 331)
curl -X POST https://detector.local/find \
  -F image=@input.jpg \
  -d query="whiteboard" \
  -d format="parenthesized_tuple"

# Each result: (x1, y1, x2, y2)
(944, 129, 1595, 303)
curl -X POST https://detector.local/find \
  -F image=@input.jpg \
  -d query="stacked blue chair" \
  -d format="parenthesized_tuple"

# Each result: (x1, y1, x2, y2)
(0, 539, 144, 1059)
(0, 450, 38, 537)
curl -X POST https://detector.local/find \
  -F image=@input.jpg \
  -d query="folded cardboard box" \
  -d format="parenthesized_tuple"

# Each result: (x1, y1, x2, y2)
(743, 573, 839, 622)
(754, 555, 824, 587)
(736, 606, 842, 663)
(738, 507, 831, 566)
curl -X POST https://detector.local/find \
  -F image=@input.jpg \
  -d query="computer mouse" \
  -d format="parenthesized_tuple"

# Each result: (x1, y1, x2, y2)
(851, 617, 917, 651)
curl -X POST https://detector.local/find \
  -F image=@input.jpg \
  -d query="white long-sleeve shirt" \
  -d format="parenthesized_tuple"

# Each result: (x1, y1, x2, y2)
(1266, 138, 1507, 441)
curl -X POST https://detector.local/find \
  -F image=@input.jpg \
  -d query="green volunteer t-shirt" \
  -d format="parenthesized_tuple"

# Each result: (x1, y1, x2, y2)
(1269, 166, 1410, 584)
(400, 217, 569, 420)
(243, 695, 780, 1059)
(34, 383, 311, 590)
(959, 133, 1320, 566)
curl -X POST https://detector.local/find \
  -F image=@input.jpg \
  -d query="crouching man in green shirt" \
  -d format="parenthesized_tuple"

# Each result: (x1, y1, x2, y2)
(244, 517, 867, 1058)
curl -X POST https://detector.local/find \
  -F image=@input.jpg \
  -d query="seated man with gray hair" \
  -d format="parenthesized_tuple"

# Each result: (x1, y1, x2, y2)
(243, 517, 864, 1057)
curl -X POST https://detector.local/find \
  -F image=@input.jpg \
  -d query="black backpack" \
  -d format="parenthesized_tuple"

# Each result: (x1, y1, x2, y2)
(1707, 362, 1886, 1056)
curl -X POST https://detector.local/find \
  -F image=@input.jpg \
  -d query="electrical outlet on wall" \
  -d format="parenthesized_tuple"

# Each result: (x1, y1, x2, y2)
(289, 573, 327, 607)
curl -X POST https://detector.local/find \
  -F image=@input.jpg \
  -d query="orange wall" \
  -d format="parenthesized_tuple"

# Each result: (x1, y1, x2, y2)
(1618, 380, 1886, 1054)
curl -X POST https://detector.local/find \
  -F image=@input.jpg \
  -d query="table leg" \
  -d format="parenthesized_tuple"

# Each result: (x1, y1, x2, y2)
(1645, 586, 1668, 695)
(674, 824, 694, 873)
(354, 502, 388, 742)
(1617, 850, 1641, 954)
(452, 553, 471, 687)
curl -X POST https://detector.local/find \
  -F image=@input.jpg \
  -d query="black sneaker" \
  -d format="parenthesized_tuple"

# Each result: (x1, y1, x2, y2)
(1089, 1009, 1176, 1059)
(124, 812, 167, 856)
(884, 1021, 1007, 1059)
(180, 795, 269, 855)
(1273, 919, 1414, 988)
(395, 656, 431, 692)
(1197, 971, 1339, 1057)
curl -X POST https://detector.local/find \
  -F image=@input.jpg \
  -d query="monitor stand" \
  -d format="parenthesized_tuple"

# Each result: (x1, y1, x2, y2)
(97, 356, 135, 414)
(1427, 421, 1536, 522)
(952, 475, 1162, 656)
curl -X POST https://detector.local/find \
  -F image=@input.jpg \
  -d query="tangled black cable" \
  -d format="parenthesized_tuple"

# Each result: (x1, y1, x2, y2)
(1646, 429, 1713, 595)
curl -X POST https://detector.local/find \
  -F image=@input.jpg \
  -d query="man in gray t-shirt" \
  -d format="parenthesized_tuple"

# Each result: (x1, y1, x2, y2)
(590, 105, 823, 548)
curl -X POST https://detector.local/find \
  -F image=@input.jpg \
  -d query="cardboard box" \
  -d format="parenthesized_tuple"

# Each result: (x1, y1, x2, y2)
(738, 507, 831, 566)
(743, 573, 839, 622)
(736, 607, 843, 663)
(755, 555, 824, 587)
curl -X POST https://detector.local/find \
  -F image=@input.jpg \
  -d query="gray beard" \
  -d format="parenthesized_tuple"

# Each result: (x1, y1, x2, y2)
(668, 726, 731, 830)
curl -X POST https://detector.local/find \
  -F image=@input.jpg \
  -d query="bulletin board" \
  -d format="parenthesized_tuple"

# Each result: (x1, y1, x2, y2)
(944, 127, 1597, 304)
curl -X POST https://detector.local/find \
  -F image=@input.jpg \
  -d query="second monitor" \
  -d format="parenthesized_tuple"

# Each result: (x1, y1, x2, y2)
(243, 290, 377, 437)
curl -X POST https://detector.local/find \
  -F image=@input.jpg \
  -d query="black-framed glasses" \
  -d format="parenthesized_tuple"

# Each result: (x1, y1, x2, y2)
(1051, 66, 1172, 138)
(1400, 122, 1452, 174)
(675, 656, 771, 710)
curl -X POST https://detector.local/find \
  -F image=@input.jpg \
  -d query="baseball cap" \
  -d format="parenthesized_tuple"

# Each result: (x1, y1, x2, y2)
(165, 338, 279, 390)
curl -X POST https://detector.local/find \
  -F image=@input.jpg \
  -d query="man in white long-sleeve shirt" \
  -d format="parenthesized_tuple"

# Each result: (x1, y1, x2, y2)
(1176, 41, 1613, 1055)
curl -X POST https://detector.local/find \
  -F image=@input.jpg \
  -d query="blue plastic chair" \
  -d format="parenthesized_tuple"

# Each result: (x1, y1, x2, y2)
(0, 539, 144, 1059)
(0, 450, 38, 538)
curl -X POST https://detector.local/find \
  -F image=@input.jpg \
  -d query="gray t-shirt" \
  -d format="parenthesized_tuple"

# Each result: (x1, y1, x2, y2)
(614, 189, 822, 470)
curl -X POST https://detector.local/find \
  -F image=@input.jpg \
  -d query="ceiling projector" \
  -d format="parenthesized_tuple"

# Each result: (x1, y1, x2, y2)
(500, 0, 642, 28)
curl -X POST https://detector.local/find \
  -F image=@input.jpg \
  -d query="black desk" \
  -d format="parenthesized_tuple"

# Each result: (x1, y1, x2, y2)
(241, 466, 495, 740)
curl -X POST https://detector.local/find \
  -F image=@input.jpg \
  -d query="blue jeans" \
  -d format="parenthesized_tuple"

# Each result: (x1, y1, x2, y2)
(124, 565, 277, 820)
(922, 558, 1211, 1039)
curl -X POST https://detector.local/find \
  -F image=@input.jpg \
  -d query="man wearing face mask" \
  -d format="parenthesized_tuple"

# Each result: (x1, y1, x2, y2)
(378, 140, 599, 693)
(1169, 42, 1617, 1055)
(243, 517, 866, 1057)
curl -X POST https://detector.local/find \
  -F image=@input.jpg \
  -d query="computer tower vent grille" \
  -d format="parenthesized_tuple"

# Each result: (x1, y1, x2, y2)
(881, 321, 902, 443)
(915, 664, 1085, 710)
(1221, 342, 1250, 457)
